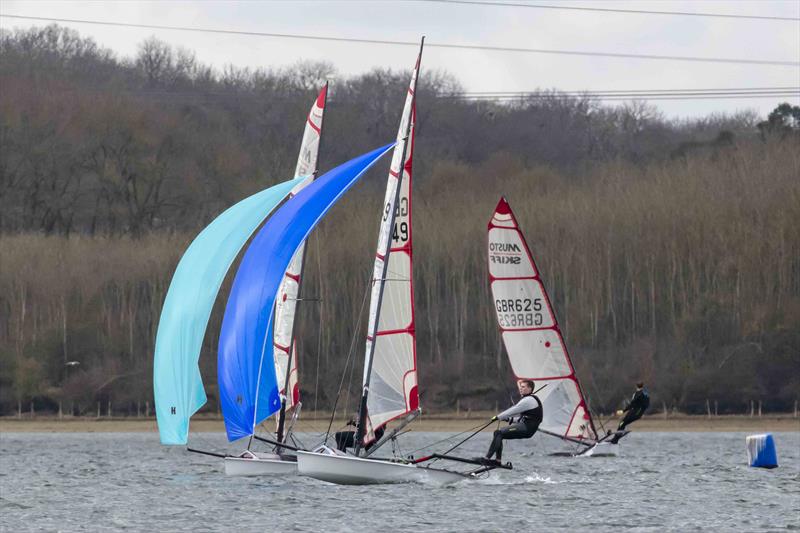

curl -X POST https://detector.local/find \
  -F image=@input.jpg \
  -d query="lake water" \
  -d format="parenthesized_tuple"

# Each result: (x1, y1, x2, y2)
(1, 431, 798, 532)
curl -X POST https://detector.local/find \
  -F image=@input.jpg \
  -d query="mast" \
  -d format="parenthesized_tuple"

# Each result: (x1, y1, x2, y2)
(275, 83, 329, 444)
(354, 38, 424, 456)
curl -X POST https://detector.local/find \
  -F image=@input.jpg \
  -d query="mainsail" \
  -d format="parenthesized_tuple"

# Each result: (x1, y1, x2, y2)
(274, 85, 328, 428)
(487, 197, 598, 441)
(153, 176, 304, 445)
(356, 49, 422, 449)
(218, 143, 394, 442)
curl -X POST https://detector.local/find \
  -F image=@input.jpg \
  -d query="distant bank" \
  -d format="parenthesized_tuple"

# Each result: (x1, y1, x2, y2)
(1, 414, 798, 434)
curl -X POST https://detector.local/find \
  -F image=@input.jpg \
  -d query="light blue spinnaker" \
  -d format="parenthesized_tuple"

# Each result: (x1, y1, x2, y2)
(154, 177, 305, 445)
(218, 143, 394, 442)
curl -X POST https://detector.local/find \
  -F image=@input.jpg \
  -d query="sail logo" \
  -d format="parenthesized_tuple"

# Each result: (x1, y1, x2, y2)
(489, 242, 521, 253)
(170, 406, 176, 415)
(489, 241, 522, 264)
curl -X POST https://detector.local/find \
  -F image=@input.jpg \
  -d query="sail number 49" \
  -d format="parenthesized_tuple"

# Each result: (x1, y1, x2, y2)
(495, 298, 544, 327)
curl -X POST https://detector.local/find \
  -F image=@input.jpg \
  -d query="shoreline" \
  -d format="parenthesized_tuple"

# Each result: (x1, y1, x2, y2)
(1, 414, 798, 433)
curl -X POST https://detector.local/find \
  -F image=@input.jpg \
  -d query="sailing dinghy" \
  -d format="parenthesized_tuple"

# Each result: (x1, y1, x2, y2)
(487, 197, 621, 457)
(221, 84, 328, 476)
(217, 142, 396, 473)
(296, 41, 511, 485)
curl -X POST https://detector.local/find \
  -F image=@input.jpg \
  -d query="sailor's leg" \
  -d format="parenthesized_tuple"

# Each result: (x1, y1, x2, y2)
(486, 429, 504, 459)
(488, 422, 535, 460)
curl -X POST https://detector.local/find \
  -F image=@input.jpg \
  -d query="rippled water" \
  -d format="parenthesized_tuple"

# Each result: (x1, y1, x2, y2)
(1, 430, 798, 532)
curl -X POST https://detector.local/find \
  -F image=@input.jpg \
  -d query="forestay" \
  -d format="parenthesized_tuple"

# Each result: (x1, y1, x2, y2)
(218, 143, 394, 442)
(487, 197, 598, 441)
(359, 54, 421, 445)
(153, 176, 304, 445)
(274, 85, 328, 414)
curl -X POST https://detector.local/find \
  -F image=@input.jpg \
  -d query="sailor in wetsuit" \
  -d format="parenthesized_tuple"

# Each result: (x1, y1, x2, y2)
(335, 417, 385, 453)
(482, 379, 543, 463)
(611, 381, 650, 443)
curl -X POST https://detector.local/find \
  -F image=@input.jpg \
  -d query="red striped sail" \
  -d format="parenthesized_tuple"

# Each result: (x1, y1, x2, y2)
(488, 197, 597, 441)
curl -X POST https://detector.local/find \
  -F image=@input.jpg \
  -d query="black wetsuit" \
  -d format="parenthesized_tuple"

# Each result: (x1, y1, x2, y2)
(486, 393, 543, 462)
(335, 425, 385, 453)
(617, 388, 650, 432)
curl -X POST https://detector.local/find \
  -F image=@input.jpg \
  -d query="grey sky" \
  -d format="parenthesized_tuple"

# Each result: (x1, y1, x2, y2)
(1, 0, 798, 119)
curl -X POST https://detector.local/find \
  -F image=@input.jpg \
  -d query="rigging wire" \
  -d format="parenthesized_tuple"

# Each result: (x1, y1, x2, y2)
(1, 14, 797, 67)
(417, 0, 800, 22)
(405, 420, 495, 455)
(323, 280, 372, 443)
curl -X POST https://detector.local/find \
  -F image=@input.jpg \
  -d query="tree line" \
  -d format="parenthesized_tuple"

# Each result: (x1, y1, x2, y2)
(1, 25, 798, 418)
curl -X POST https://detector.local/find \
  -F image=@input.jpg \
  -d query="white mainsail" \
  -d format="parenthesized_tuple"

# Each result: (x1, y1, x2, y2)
(487, 197, 598, 441)
(273, 84, 328, 420)
(357, 52, 422, 447)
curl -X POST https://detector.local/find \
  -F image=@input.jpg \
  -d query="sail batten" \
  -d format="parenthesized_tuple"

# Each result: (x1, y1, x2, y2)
(487, 197, 598, 442)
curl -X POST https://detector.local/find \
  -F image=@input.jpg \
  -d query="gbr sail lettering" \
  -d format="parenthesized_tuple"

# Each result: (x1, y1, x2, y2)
(496, 297, 544, 328)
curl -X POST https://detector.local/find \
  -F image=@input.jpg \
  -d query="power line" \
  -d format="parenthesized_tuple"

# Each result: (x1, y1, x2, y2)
(417, 0, 800, 22)
(1, 14, 797, 67)
(17, 85, 798, 104)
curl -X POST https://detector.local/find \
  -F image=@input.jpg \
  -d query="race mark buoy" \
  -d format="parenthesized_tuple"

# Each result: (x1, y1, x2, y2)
(746, 433, 778, 469)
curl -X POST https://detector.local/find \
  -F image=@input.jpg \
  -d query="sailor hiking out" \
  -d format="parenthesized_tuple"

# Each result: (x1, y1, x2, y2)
(611, 381, 649, 443)
(482, 379, 543, 463)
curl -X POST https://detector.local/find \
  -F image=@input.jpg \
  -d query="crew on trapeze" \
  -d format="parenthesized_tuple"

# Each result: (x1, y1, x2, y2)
(611, 381, 650, 443)
(481, 379, 543, 464)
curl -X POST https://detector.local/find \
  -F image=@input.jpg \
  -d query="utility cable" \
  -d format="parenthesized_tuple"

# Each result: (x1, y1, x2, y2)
(1, 14, 797, 67)
(417, 0, 800, 22)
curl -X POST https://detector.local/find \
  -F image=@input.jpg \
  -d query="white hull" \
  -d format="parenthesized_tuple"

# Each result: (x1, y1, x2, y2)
(224, 452, 297, 476)
(296, 450, 468, 485)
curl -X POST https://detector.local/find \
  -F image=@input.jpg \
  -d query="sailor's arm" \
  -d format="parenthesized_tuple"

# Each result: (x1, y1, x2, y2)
(495, 396, 539, 421)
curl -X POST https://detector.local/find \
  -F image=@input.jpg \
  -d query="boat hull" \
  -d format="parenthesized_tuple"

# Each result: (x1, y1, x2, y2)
(296, 450, 468, 485)
(224, 453, 297, 476)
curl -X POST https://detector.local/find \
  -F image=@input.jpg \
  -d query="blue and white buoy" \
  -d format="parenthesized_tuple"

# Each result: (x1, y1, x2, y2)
(746, 433, 778, 469)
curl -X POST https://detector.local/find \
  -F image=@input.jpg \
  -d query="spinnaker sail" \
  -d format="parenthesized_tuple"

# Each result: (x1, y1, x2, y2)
(218, 143, 394, 442)
(153, 176, 304, 445)
(356, 50, 421, 450)
(487, 197, 598, 442)
(274, 84, 328, 435)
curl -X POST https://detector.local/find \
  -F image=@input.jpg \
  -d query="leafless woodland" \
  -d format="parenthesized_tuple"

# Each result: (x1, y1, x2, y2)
(1, 26, 798, 417)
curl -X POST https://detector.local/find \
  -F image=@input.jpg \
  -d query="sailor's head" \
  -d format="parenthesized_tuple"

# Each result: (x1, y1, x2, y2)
(517, 379, 534, 395)
(636, 382, 644, 390)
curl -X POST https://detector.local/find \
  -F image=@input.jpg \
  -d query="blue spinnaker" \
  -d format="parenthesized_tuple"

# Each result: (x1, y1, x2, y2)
(218, 143, 394, 442)
(153, 177, 304, 445)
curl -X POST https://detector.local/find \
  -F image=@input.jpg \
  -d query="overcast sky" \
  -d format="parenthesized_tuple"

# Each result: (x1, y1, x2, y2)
(1, 0, 798, 119)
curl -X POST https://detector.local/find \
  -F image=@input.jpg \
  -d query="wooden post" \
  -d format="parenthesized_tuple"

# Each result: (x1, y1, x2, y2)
(17, 400, 21, 419)
(456, 398, 460, 416)
(146, 401, 150, 417)
(714, 400, 718, 416)
(705, 399, 711, 419)
(795, 399, 798, 418)
(59, 401, 63, 420)
(750, 400, 754, 417)
(758, 400, 762, 417)
(137, 401, 141, 418)
(107, 400, 112, 418)
(662, 400, 668, 419)
(30, 401, 34, 418)
(97, 402, 100, 418)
